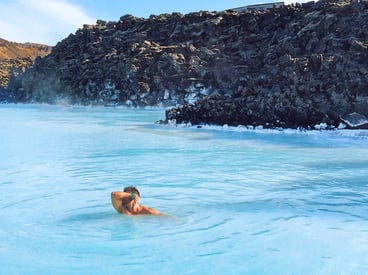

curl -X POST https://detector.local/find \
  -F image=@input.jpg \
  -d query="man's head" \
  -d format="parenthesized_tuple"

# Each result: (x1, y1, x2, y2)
(124, 186, 140, 197)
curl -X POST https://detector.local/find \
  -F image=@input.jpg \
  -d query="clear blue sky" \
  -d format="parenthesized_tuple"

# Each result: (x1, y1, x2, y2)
(0, 0, 299, 45)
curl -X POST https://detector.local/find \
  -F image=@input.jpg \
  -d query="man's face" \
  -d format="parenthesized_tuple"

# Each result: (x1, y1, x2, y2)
(133, 193, 140, 203)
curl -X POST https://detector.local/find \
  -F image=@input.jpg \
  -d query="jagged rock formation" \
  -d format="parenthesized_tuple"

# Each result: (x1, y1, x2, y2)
(164, 0, 368, 129)
(4, 0, 368, 128)
(0, 38, 51, 90)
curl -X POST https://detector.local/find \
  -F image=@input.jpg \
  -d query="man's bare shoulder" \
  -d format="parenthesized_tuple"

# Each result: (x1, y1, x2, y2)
(139, 205, 162, 215)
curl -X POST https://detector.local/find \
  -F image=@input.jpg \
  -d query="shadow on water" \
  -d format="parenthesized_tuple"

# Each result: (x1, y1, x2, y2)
(60, 211, 114, 223)
(303, 159, 368, 170)
(208, 190, 368, 222)
(58, 210, 140, 241)
(58, 208, 181, 240)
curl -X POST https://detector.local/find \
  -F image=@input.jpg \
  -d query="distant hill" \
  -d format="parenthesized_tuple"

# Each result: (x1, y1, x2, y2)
(0, 38, 52, 88)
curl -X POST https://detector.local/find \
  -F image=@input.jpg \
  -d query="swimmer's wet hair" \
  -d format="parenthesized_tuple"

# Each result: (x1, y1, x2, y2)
(124, 186, 140, 197)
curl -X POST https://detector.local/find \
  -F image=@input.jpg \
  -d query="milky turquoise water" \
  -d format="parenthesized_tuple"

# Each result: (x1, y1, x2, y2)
(1, 104, 368, 274)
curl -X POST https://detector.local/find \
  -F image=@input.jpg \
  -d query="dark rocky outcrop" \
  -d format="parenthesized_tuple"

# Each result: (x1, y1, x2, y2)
(165, 0, 368, 129)
(4, 0, 368, 129)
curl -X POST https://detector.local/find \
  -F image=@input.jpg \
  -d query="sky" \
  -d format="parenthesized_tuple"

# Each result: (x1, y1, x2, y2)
(0, 0, 302, 46)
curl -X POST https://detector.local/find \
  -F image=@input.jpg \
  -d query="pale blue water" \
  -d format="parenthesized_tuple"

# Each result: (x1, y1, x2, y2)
(1, 104, 368, 274)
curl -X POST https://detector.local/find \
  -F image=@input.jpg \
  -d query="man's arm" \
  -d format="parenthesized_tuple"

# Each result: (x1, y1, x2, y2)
(111, 191, 134, 213)
(111, 191, 133, 200)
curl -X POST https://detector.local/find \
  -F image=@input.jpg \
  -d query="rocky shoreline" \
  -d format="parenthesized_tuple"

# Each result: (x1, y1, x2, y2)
(2, 0, 368, 129)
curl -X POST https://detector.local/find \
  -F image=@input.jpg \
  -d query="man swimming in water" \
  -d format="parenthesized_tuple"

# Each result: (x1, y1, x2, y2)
(111, 186, 162, 215)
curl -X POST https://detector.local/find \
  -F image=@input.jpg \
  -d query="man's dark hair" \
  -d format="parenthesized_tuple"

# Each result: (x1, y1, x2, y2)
(124, 186, 140, 197)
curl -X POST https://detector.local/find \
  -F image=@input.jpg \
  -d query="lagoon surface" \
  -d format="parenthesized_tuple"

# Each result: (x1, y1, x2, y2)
(1, 104, 368, 274)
